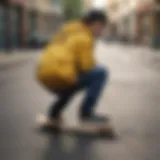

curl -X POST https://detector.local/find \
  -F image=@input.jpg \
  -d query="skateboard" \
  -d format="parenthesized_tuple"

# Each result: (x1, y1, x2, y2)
(36, 114, 115, 137)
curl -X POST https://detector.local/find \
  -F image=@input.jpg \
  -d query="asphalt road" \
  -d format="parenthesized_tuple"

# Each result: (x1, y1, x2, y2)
(0, 43, 160, 160)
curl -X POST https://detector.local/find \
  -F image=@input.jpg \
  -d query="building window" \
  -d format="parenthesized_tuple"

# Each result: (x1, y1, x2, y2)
(0, 5, 6, 49)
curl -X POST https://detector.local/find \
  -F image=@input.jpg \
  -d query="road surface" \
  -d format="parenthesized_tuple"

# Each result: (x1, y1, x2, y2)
(0, 43, 160, 160)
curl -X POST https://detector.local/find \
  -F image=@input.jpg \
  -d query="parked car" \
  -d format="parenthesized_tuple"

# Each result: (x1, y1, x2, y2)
(28, 34, 49, 48)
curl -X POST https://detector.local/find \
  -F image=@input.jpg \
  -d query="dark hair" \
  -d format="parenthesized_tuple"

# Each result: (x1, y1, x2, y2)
(82, 10, 107, 25)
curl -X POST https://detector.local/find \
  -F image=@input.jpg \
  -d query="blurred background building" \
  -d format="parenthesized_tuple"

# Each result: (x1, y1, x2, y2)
(27, 0, 63, 48)
(83, 0, 92, 9)
(107, 0, 160, 48)
(0, 0, 62, 50)
(0, 0, 159, 50)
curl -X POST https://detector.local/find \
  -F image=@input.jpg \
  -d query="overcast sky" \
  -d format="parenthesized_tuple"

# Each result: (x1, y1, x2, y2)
(92, 0, 107, 8)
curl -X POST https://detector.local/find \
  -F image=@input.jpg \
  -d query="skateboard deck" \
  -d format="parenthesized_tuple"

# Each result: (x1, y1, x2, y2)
(36, 114, 115, 137)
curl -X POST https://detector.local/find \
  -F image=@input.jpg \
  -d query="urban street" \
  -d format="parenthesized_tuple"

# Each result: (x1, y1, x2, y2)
(0, 42, 160, 160)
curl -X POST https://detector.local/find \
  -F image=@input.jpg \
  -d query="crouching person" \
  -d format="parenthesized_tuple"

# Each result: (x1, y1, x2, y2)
(36, 10, 109, 124)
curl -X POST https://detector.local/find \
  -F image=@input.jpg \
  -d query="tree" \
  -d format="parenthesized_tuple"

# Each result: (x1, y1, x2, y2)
(62, 0, 83, 20)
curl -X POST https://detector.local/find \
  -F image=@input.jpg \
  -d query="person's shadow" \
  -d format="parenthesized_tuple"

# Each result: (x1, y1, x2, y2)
(41, 133, 112, 160)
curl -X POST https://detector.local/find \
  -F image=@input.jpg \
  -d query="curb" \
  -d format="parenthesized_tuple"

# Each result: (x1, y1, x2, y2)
(0, 55, 36, 71)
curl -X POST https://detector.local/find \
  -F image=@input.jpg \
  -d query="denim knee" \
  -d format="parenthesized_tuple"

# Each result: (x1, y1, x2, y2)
(95, 66, 109, 81)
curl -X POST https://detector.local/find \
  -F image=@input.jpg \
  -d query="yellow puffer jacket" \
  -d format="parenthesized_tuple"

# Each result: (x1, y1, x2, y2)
(37, 21, 96, 90)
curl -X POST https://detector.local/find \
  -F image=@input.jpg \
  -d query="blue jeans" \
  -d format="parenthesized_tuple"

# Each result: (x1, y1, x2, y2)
(49, 66, 109, 119)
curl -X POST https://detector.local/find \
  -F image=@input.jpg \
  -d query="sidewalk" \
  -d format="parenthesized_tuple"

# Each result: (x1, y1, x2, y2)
(0, 50, 41, 70)
(101, 41, 160, 71)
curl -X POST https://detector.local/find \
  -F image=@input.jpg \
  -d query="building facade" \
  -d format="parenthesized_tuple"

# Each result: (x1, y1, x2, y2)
(82, 0, 92, 12)
(107, 0, 160, 47)
(26, 0, 63, 48)
(0, 0, 27, 50)
(0, 2, 7, 49)
(107, 0, 137, 42)
(150, 0, 160, 48)
(0, 0, 63, 50)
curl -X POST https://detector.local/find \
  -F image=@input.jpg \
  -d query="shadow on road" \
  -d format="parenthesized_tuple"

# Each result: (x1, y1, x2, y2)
(41, 133, 117, 160)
